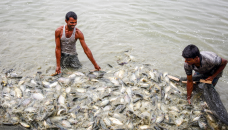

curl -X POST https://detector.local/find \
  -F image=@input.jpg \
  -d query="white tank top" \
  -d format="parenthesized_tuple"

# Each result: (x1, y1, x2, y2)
(60, 25, 77, 55)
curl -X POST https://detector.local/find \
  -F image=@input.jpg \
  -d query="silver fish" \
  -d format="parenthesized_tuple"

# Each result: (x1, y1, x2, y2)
(175, 115, 184, 126)
(156, 114, 164, 123)
(20, 122, 30, 128)
(109, 117, 123, 125)
(139, 125, 151, 129)
(58, 93, 66, 105)
(114, 69, 125, 79)
(62, 120, 71, 128)
(15, 87, 22, 98)
(100, 100, 110, 107)
(33, 93, 44, 100)
(24, 107, 36, 113)
(198, 115, 208, 129)
(103, 117, 112, 127)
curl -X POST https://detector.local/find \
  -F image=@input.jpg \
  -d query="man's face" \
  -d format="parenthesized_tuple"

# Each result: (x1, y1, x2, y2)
(185, 58, 196, 65)
(65, 17, 77, 30)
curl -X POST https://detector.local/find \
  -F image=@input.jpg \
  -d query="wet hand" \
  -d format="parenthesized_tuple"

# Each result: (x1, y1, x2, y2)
(55, 66, 61, 74)
(187, 99, 191, 104)
(187, 96, 191, 104)
(95, 65, 101, 71)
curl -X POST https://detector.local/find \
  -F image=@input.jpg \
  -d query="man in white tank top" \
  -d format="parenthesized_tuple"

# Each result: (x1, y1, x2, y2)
(55, 11, 101, 74)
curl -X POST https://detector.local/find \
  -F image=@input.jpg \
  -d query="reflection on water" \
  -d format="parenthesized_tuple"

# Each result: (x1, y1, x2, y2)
(0, 0, 228, 108)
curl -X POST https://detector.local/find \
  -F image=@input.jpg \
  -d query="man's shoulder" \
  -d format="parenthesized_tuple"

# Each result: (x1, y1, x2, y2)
(75, 28, 82, 34)
(201, 51, 218, 57)
(56, 26, 64, 32)
(75, 28, 84, 38)
(201, 51, 221, 65)
(55, 26, 64, 37)
(184, 62, 192, 69)
(184, 62, 193, 75)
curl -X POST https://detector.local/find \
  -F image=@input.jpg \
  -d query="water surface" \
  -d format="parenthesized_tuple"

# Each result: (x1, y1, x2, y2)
(0, 0, 228, 108)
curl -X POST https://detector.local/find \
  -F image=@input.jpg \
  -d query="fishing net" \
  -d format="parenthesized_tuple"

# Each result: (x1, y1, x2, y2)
(199, 83, 228, 125)
(60, 53, 82, 69)
(180, 74, 228, 125)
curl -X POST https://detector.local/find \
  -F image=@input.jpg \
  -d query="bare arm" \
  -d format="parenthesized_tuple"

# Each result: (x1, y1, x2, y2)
(55, 27, 62, 74)
(187, 74, 193, 104)
(77, 30, 101, 70)
(205, 58, 227, 81)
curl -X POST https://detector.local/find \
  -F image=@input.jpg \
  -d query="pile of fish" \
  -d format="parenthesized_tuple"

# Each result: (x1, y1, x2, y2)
(0, 53, 228, 130)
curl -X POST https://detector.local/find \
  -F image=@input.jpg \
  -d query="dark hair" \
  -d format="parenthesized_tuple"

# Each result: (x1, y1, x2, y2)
(182, 44, 200, 58)
(65, 11, 77, 21)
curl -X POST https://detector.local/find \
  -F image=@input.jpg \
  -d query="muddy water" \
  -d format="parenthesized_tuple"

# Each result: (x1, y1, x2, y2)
(0, 0, 228, 108)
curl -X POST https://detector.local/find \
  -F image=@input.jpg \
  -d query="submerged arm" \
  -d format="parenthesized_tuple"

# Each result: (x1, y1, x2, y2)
(55, 27, 62, 74)
(187, 74, 193, 104)
(78, 30, 101, 70)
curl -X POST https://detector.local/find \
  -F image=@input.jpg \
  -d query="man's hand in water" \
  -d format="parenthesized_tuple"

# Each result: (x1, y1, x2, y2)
(187, 98, 191, 104)
(187, 96, 191, 104)
(55, 66, 61, 74)
(95, 64, 101, 71)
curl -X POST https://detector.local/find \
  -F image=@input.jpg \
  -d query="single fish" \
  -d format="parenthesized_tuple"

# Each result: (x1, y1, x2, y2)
(156, 114, 164, 123)
(109, 117, 123, 125)
(33, 93, 44, 100)
(58, 93, 66, 105)
(15, 87, 22, 98)
(198, 115, 208, 129)
(175, 115, 184, 126)
(100, 100, 110, 107)
(20, 122, 30, 128)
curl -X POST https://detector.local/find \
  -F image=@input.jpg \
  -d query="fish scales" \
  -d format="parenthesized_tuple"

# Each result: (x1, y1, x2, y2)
(0, 52, 227, 130)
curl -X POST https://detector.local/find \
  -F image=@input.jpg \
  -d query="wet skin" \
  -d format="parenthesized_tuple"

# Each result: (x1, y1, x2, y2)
(185, 56, 227, 104)
(55, 17, 101, 74)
